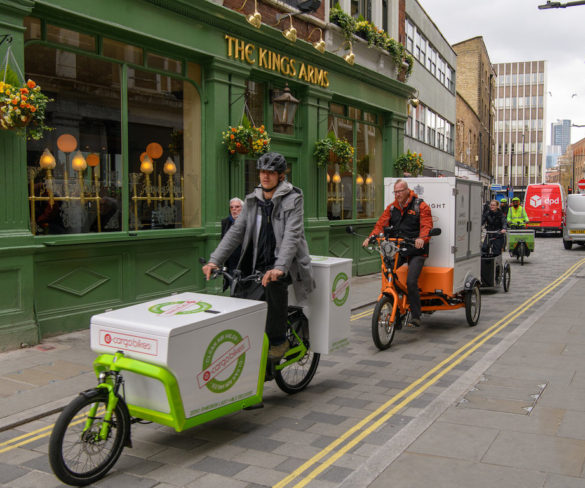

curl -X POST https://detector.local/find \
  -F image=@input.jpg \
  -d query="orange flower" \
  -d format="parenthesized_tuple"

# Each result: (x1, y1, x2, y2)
(263, 140, 267, 145)
(31, 106, 37, 112)
(21, 96, 27, 102)
(11, 99, 18, 105)
(230, 149, 235, 154)
(231, 127, 237, 132)
(230, 134, 235, 140)
(20, 102, 27, 108)
(20, 87, 29, 95)
(26, 79, 36, 89)
(236, 142, 241, 147)
(419, 153, 422, 157)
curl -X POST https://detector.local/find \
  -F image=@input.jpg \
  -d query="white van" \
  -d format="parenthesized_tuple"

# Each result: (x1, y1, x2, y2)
(562, 193, 585, 249)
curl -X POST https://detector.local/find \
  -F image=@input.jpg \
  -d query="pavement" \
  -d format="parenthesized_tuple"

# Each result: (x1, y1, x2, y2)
(1, 260, 585, 487)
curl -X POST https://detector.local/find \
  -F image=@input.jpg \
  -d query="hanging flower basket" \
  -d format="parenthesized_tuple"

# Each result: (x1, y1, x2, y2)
(0, 78, 53, 140)
(394, 150, 424, 177)
(314, 131, 354, 173)
(222, 114, 271, 158)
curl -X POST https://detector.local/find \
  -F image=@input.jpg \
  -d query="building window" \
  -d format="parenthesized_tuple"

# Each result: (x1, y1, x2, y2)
(25, 24, 201, 236)
(327, 105, 381, 221)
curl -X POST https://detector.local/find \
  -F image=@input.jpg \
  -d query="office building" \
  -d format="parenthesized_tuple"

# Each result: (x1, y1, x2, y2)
(551, 119, 571, 155)
(494, 61, 547, 191)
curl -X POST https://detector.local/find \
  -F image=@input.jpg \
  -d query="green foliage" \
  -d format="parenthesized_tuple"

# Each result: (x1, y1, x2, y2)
(329, 5, 414, 79)
(394, 150, 424, 177)
(1, 65, 20, 87)
(314, 131, 354, 173)
(222, 114, 271, 157)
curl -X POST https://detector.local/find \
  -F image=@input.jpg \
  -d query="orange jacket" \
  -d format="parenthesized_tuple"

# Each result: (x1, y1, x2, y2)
(369, 190, 433, 243)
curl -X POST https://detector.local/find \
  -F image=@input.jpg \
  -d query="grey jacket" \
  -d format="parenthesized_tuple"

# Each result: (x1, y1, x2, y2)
(210, 181, 315, 301)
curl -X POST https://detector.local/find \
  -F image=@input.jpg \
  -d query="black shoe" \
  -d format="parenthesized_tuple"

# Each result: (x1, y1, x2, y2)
(407, 317, 422, 328)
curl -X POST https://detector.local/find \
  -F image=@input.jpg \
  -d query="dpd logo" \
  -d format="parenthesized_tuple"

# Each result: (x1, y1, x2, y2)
(530, 195, 541, 207)
(331, 272, 349, 307)
(197, 330, 250, 393)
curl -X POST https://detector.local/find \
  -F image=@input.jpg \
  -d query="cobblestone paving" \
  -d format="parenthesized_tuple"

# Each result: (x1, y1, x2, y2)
(1, 237, 584, 488)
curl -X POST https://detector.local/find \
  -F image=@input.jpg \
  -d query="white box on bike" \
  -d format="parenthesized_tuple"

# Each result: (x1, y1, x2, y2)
(384, 177, 482, 295)
(90, 292, 266, 418)
(289, 255, 352, 354)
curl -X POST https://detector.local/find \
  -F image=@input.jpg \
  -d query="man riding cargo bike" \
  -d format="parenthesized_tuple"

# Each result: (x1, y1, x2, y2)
(507, 197, 534, 265)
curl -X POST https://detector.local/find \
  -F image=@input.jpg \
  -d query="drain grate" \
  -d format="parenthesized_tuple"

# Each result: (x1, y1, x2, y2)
(457, 375, 547, 415)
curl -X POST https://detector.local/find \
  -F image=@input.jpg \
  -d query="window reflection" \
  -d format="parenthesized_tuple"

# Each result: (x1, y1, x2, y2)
(26, 45, 122, 235)
(128, 70, 184, 230)
(327, 116, 353, 220)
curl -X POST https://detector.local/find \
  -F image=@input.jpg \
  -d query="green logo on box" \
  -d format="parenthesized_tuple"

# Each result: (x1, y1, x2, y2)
(331, 272, 349, 307)
(199, 330, 247, 393)
(148, 300, 211, 315)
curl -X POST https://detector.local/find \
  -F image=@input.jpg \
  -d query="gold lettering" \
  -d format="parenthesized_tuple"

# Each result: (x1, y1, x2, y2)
(289, 59, 297, 77)
(281, 56, 290, 76)
(235, 39, 245, 60)
(315, 68, 325, 87)
(271, 52, 281, 72)
(321, 70, 329, 88)
(245, 44, 255, 64)
(225, 34, 235, 58)
(298, 62, 307, 81)
(258, 47, 268, 68)
(307, 65, 315, 84)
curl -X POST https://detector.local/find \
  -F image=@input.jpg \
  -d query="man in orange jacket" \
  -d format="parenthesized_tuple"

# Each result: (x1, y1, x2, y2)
(362, 179, 433, 327)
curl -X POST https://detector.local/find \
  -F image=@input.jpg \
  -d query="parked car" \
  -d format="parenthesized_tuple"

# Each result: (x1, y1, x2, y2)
(524, 183, 566, 235)
(562, 193, 585, 250)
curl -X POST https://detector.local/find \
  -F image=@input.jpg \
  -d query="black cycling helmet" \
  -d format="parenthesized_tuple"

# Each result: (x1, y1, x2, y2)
(256, 152, 287, 173)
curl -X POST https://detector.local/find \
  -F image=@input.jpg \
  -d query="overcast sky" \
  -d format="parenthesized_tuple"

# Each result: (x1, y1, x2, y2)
(418, 0, 585, 145)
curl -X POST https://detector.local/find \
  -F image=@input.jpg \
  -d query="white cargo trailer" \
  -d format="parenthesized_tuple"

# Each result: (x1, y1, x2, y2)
(384, 177, 482, 295)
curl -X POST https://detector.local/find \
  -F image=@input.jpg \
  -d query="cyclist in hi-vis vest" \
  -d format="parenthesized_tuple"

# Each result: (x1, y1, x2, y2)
(507, 197, 529, 227)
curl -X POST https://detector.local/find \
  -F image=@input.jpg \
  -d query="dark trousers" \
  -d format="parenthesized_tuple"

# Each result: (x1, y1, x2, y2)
(235, 274, 291, 345)
(397, 255, 425, 320)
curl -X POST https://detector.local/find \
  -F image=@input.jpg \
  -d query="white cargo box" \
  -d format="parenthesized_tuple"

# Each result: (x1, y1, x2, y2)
(90, 292, 266, 418)
(384, 177, 482, 294)
(289, 255, 351, 354)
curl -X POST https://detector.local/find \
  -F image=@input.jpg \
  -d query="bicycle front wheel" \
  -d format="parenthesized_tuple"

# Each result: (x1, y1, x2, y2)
(371, 295, 397, 350)
(275, 317, 320, 394)
(49, 389, 130, 486)
(519, 242, 525, 265)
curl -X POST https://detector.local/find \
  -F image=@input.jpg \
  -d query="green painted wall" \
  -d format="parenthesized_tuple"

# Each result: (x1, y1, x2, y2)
(0, 0, 412, 350)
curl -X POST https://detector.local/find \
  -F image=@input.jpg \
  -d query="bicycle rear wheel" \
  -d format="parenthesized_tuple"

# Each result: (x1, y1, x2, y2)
(275, 314, 320, 394)
(371, 295, 397, 350)
(519, 242, 525, 265)
(49, 388, 130, 486)
(464, 283, 481, 326)
(503, 263, 511, 292)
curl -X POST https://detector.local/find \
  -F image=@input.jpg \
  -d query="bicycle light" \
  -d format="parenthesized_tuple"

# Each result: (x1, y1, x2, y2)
(98, 371, 107, 384)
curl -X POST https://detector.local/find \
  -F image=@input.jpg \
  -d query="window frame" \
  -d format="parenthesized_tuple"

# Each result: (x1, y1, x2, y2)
(23, 19, 204, 243)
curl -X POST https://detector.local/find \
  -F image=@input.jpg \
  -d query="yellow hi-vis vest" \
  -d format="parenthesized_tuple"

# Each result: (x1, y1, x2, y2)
(507, 205, 529, 225)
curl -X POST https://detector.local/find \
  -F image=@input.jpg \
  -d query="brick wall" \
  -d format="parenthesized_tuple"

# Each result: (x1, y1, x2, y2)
(222, 0, 324, 42)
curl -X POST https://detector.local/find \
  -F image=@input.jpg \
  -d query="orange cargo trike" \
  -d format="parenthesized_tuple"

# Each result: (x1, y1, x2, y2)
(350, 226, 481, 350)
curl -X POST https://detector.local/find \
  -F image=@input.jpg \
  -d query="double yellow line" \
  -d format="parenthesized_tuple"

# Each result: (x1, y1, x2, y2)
(274, 257, 585, 488)
(0, 407, 105, 454)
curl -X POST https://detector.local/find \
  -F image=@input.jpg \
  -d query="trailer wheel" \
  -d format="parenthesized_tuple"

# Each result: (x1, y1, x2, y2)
(464, 283, 481, 327)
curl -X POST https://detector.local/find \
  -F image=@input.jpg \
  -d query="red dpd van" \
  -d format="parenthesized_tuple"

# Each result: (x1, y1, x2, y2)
(523, 183, 565, 235)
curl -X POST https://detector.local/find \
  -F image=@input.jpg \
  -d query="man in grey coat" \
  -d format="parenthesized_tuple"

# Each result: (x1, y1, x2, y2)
(202, 152, 314, 359)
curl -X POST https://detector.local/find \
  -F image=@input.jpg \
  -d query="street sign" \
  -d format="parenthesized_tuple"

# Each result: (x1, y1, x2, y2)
(490, 184, 503, 191)
(578, 179, 585, 192)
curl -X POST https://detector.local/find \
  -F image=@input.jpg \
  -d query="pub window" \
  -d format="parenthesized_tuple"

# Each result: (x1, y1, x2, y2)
(24, 25, 201, 235)
(327, 105, 381, 221)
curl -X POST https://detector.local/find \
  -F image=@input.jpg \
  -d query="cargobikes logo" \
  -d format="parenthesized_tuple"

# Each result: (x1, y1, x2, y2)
(331, 272, 349, 307)
(148, 300, 212, 315)
(197, 330, 250, 393)
(99, 330, 158, 356)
